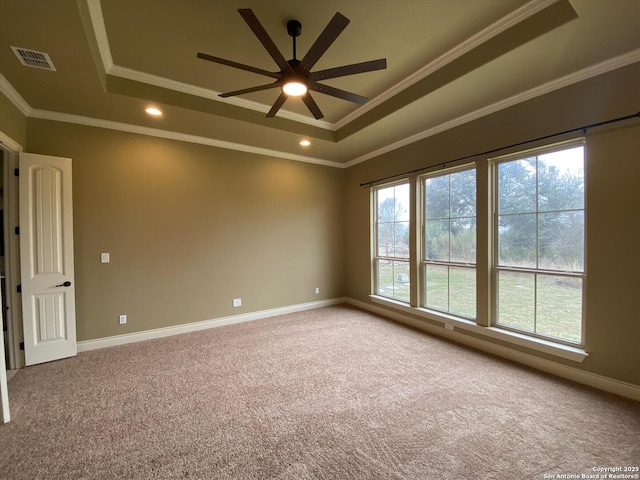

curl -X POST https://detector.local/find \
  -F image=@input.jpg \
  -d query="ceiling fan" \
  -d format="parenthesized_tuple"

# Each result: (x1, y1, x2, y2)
(197, 9, 387, 120)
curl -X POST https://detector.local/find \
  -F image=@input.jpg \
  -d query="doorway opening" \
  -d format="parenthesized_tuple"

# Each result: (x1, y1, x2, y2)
(0, 144, 23, 375)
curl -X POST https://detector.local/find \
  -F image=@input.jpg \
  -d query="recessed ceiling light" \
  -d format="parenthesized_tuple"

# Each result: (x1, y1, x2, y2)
(145, 107, 163, 117)
(299, 139, 311, 147)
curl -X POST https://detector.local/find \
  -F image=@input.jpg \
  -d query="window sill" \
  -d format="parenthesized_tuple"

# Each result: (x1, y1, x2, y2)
(369, 295, 588, 363)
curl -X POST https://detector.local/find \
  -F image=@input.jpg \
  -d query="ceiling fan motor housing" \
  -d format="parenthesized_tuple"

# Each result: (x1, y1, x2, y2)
(287, 20, 302, 38)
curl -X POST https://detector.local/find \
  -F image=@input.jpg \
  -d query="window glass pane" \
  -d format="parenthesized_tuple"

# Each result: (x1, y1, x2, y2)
(536, 275, 582, 343)
(394, 221, 410, 258)
(497, 271, 535, 332)
(392, 261, 411, 303)
(376, 259, 410, 303)
(538, 212, 584, 271)
(395, 183, 410, 221)
(498, 213, 536, 267)
(425, 175, 449, 219)
(376, 183, 410, 260)
(425, 264, 448, 311)
(376, 259, 393, 297)
(376, 184, 409, 222)
(449, 170, 476, 218)
(498, 157, 536, 214)
(538, 147, 584, 212)
(425, 219, 449, 261)
(377, 221, 394, 257)
(377, 185, 409, 224)
(450, 217, 476, 263)
(449, 266, 476, 317)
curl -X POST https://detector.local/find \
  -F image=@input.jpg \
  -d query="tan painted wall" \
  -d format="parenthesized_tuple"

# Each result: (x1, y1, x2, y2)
(3, 63, 638, 387)
(26, 119, 345, 341)
(344, 63, 640, 385)
(0, 90, 26, 148)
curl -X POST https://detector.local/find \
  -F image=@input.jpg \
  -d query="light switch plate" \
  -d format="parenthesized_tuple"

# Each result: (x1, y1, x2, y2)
(101, 252, 110, 263)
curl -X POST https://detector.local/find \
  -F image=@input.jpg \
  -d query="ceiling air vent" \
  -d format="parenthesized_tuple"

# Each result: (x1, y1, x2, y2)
(10, 46, 56, 71)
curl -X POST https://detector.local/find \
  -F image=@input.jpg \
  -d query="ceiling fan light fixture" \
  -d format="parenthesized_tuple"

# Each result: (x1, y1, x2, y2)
(282, 80, 308, 97)
(145, 106, 163, 117)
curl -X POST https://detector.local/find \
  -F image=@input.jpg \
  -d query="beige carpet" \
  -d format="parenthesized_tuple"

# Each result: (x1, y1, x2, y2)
(1, 305, 638, 479)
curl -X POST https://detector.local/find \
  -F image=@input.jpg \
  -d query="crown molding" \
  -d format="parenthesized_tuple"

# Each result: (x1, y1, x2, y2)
(0, 130, 23, 152)
(346, 48, 640, 168)
(3, 47, 638, 170)
(0, 72, 340, 166)
(28, 108, 344, 168)
(0, 74, 32, 116)
(86, 0, 113, 72)
(335, 0, 560, 130)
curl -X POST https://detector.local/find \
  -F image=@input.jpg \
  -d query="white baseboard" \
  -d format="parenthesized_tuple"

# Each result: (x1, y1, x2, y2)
(344, 297, 640, 402)
(77, 298, 346, 353)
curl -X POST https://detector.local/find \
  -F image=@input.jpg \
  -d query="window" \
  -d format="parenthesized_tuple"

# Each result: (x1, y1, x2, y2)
(493, 143, 585, 344)
(422, 167, 476, 317)
(370, 139, 586, 357)
(373, 182, 410, 302)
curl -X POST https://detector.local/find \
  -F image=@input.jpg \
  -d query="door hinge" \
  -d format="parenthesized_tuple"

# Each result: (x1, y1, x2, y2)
(14, 168, 19, 177)
(14, 226, 20, 235)
(17, 284, 21, 293)
(20, 342, 24, 351)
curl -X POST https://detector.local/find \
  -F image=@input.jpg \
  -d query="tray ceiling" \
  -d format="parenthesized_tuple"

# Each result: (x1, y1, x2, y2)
(1, 0, 639, 165)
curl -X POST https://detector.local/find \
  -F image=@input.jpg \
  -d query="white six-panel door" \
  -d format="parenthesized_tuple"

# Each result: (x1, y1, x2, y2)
(19, 153, 77, 366)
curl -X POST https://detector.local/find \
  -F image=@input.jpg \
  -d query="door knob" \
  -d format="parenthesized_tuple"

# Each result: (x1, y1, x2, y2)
(55, 281, 72, 287)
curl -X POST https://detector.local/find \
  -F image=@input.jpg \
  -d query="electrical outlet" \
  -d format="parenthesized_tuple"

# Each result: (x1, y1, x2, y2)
(233, 298, 242, 307)
(119, 314, 127, 325)
(315, 287, 320, 294)
(445, 324, 454, 331)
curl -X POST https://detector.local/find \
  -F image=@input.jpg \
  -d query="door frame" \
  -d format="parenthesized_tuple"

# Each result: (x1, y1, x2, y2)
(0, 129, 23, 423)
(1, 132, 24, 370)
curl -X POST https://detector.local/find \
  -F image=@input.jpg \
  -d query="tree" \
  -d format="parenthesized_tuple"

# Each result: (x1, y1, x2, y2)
(424, 170, 476, 263)
(378, 196, 409, 257)
(498, 154, 584, 270)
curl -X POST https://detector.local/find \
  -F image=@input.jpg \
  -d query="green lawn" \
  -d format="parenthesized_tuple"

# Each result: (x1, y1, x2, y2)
(377, 262, 582, 343)
(377, 261, 410, 303)
(497, 271, 582, 343)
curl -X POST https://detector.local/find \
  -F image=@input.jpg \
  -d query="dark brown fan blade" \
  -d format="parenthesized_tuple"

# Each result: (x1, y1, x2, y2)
(302, 92, 324, 120)
(309, 58, 387, 81)
(219, 82, 281, 98)
(309, 81, 368, 104)
(299, 12, 350, 73)
(266, 92, 288, 117)
(238, 9, 293, 74)
(197, 52, 279, 79)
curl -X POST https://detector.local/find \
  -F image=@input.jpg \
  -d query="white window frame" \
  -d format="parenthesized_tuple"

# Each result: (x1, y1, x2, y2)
(489, 139, 586, 347)
(369, 140, 588, 362)
(419, 164, 477, 319)
(372, 180, 411, 304)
